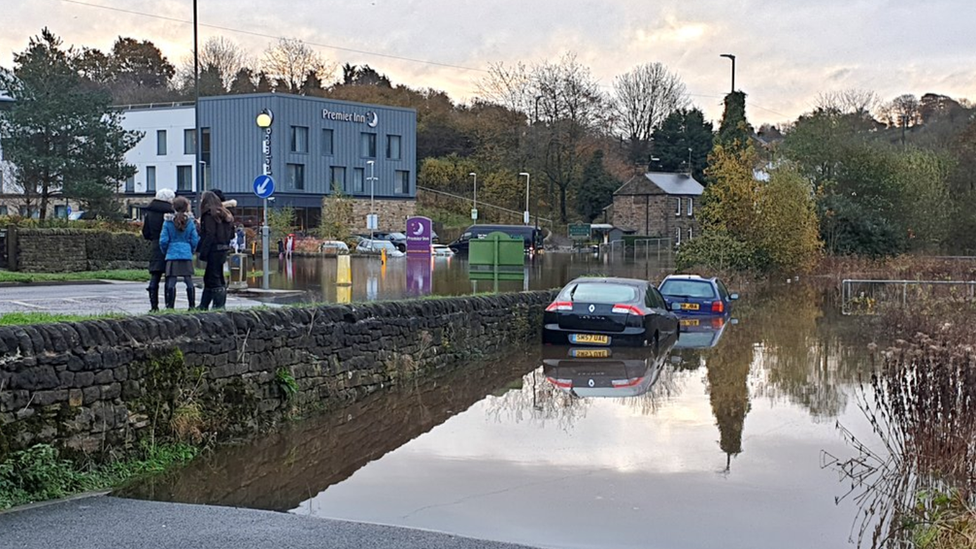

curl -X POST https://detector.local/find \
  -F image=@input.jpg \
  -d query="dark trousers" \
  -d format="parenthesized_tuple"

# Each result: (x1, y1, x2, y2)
(203, 250, 229, 289)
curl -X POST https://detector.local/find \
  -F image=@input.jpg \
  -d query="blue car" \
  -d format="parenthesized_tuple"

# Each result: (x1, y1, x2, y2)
(658, 275, 738, 316)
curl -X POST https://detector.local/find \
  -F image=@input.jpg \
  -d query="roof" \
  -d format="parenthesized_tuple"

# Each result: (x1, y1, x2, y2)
(614, 172, 704, 197)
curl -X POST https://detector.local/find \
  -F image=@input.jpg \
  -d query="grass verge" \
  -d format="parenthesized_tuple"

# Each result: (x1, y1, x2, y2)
(0, 269, 210, 284)
(0, 442, 198, 511)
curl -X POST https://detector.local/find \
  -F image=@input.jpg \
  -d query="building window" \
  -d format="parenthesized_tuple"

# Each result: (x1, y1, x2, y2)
(322, 129, 334, 155)
(329, 166, 346, 193)
(54, 205, 67, 219)
(687, 197, 694, 216)
(146, 166, 156, 192)
(675, 197, 681, 216)
(394, 170, 409, 195)
(688, 227, 693, 241)
(184, 129, 196, 155)
(361, 132, 376, 158)
(287, 163, 305, 191)
(19, 206, 34, 218)
(386, 135, 401, 160)
(675, 226, 681, 246)
(156, 130, 167, 155)
(353, 168, 365, 193)
(124, 175, 135, 193)
(176, 165, 193, 191)
(290, 126, 308, 153)
(201, 128, 211, 165)
(0, 205, 8, 216)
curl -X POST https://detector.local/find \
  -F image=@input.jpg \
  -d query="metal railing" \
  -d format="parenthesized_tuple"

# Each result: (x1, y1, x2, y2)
(416, 186, 554, 227)
(841, 278, 976, 315)
(602, 237, 673, 262)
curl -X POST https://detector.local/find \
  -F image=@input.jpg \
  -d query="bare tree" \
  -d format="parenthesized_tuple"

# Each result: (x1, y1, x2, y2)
(610, 62, 688, 163)
(879, 94, 922, 128)
(261, 38, 336, 94)
(814, 88, 879, 116)
(476, 61, 533, 117)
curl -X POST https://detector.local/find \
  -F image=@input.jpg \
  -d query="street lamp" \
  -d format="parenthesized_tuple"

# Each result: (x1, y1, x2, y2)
(519, 172, 530, 225)
(367, 160, 377, 240)
(469, 172, 477, 223)
(720, 53, 736, 93)
(255, 109, 273, 290)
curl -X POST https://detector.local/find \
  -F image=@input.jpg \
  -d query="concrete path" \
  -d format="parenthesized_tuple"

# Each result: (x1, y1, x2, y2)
(0, 496, 542, 549)
(0, 281, 267, 316)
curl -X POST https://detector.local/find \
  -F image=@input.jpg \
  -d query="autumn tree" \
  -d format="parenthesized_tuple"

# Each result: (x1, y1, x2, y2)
(610, 62, 688, 165)
(261, 38, 335, 94)
(754, 167, 822, 272)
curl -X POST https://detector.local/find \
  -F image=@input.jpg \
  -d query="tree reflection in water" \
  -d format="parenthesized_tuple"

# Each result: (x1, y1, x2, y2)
(824, 338, 976, 548)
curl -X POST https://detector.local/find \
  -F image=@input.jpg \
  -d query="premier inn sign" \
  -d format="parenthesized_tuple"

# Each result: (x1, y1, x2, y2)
(322, 108, 379, 128)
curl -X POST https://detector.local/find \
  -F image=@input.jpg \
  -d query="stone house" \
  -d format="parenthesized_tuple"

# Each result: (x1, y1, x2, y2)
(610, 172, 704, 246)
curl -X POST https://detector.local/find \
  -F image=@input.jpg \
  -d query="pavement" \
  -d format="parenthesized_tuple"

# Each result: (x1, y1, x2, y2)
(0, 495, 542, 549)
(0, 281, 270, 316)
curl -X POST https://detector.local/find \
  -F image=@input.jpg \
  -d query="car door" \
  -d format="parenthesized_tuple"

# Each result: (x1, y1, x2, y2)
(646, 287, 676, 336)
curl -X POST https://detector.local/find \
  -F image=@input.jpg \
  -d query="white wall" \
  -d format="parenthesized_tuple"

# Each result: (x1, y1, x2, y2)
(120, 105, 197, 194)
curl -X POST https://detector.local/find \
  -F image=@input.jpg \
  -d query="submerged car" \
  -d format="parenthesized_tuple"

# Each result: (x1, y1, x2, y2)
(431, 244, 455, 257)
(658, 275, 738, 316)
(355, 239, 405, 257)
(543, 277, 679, 348)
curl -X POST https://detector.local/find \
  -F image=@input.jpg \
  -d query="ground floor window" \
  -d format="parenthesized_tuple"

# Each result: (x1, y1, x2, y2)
(176, 165, 193, 191)
(675, 226, 681, 246)
(146, 166, 156, 193)
(0, 205, 7, 216)
(287, 163, 305, 191)
(124, 175, 135, 193)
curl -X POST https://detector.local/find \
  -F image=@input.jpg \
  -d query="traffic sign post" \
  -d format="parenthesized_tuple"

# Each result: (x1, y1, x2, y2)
(471, 208, 478, 221)
(253, 175, 276, 290)
(569, 223, 592, 240)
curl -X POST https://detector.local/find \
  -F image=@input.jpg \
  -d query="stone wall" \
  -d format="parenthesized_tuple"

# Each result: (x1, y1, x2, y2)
(10, 228, 150, 272)
(611, 193, 699, 240)
(0, 292, 553, 460)
(348, 198, 416, 233)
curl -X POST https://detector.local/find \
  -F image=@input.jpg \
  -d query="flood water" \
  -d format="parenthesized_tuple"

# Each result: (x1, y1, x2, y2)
(122, 273, 889, 549)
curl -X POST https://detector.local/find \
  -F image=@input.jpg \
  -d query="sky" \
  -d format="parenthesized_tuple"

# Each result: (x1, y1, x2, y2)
(2, 0, 974, 125)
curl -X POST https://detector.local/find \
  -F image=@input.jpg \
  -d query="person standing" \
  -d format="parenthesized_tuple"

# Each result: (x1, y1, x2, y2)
(236, 226, 246, 254)
(141, 188, 175, 312)
(285, 233, 294, 258)
(197, 190, 235, 309)
(159, 196, 199, 309)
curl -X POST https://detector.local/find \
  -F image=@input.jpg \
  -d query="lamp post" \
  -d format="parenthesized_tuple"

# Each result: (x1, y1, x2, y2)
(193, 0, 201, 200)
(519, 172, 530, 225)
(255, 110, 273, 290)
(534, 95, 542, 124)
(720, 53, 736, 93)
(367, 160, 377, 240)
(469, 172, 477, 223)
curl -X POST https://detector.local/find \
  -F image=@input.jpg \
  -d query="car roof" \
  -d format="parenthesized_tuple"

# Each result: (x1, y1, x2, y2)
(566, 277, 648, 287)
(662, 274, 717, 282)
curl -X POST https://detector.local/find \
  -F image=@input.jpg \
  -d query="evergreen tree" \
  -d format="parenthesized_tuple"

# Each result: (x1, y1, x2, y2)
(228, 68, 257, 94)
(650, 108, 713, 182)
(575, 150, 620, 222)
(0, 29, 140, 220)
(717, 91, 753, 150)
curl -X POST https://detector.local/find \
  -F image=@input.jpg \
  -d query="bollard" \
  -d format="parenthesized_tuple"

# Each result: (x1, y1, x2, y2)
(381, 248, 387, 265)
(337, 285, 352, 304)
(228, 253, 249, 291)
(336, 254, 352, 286)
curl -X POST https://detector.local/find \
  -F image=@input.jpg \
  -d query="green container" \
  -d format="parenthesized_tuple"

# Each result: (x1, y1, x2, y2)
(469, 231, 525, 280)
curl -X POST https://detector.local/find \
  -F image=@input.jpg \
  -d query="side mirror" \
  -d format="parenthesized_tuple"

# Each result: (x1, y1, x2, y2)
(730, 293, 739, 301)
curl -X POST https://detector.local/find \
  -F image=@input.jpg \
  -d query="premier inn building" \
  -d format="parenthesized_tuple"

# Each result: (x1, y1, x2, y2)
(118, 93, 417, 231)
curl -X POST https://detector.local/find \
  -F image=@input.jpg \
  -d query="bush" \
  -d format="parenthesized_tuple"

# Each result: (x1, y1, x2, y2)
(676, 230, 757, 272)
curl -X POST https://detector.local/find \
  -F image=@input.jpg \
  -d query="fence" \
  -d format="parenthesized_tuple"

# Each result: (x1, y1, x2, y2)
(417, 186, 554, 228)
(841, 279, 976, 315)
(604, 237, 674, 262)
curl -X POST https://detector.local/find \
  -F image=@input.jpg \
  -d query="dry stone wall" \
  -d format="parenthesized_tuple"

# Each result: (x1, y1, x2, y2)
(10, 228, 151, 272)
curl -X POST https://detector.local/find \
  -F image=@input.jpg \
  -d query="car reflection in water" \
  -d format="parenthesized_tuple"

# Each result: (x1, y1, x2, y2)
(674, 315, 731, 350)
(542, 334, 675, 398)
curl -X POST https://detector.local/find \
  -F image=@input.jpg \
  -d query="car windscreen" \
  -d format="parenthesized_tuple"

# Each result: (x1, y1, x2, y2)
(559, 282, 639, 304)
(660, 279, 717, 299)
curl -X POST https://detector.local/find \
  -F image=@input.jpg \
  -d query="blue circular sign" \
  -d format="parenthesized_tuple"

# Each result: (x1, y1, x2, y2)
(253, 175, 275, 199)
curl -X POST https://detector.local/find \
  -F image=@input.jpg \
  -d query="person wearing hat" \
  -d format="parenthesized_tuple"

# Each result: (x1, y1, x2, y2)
(141, 188, 176, 312)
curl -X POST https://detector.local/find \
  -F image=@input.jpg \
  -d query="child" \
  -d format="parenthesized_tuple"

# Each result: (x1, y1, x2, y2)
(159, 196, 200, 309)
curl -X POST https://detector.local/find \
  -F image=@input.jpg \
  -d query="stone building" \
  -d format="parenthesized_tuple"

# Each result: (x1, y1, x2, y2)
(610, 172, 704, 246)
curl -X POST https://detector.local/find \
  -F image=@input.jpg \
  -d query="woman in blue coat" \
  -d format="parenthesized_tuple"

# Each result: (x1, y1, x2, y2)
(159, 196, 200, 309)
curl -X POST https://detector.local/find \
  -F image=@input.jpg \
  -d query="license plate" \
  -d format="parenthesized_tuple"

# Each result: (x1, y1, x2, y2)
(680, 303, 700, 311)
(571, 348, 611, 358)
(680, 319, 700, 327)
(570, 334, 610, 345)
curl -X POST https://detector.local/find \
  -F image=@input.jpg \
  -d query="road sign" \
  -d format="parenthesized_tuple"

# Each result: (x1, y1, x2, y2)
(253, 175, 275, 199)
(523, 210, 530, 225)
(471, 208, 478, 221)
(569, 223, 592, 240)
(366, 214, 378, 231)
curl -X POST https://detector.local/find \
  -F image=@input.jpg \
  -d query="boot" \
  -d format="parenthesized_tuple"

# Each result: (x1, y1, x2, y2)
(197, 288, 213, 311)
(212, 287, 227, 309)
(186, 285, 196, 310)
(164, 286, 176, 309)
(147, 284, 160, 312)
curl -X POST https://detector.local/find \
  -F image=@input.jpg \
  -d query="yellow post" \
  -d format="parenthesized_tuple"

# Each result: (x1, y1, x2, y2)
(337, 285, 352, 304)
(381, 248, 387, 265)
(336, 254, 352, 286)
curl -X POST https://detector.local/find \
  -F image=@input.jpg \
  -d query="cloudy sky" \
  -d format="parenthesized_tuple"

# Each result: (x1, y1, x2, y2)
(3, 0, 974, 125)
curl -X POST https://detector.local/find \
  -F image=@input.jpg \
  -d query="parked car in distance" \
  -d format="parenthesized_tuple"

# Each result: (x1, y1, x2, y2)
(369, 231, 408, 252)
(432, 244, 454, 257)
(543, 277, 679, 348)
(355, 239, 405, 258)
(318, 240, 350, 256)
(449, 224, 543, 255)
(658, 275, 738, 316)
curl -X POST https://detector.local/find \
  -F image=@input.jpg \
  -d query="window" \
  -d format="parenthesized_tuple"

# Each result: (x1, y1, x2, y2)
(201, 128, 211, 165)
(386, 135, 401, 160)
(0, 205, 7, 216)
(54, 205, 67, 219)
(287, 163, 305, 191)
(675, 226, 681, 246)
(146, 166, 156, 192)
(687, 227, 693, 241)
(290, 126, 308, 153)
(646, 287, 666, 310)
(353, 168, 365, 193)
(176, 165, 193, 191)
(124, 175, 135, 193)
(687, 197, 694, 216)
(361, 132, 376, 158)
(156, 130, 167, 155)
(329, 166, 345, 193)
(183, 129, 196, 155)
(675, 197, 681, 216)
(394, 170, 409, 194)
(322, 129, 334, 155)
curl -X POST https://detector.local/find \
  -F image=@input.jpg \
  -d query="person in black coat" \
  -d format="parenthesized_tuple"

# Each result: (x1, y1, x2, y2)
(141, 188, 176, 311)
(196, 189, 236, 310)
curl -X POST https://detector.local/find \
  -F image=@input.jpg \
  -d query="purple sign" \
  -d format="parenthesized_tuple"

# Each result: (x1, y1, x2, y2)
(405, 216, 432, 255)
(406, 256, 432, 296)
